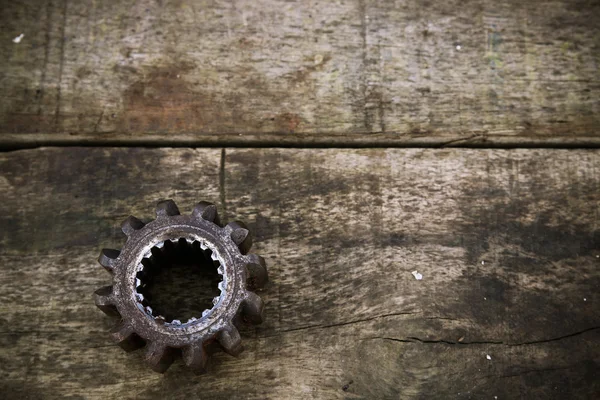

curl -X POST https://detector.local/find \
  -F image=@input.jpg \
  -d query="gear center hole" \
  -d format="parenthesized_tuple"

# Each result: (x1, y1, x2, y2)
(137, 238, 223, 323)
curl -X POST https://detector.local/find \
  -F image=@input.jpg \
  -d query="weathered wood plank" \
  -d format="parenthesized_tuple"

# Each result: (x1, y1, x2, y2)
(1, 0, 599, 146)
(0, 147, 598, 398)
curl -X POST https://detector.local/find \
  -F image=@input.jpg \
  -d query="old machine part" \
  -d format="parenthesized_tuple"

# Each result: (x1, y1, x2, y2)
(94, 200, 268, 373)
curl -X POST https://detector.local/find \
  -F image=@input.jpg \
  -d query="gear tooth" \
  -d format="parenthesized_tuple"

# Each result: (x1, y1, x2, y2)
(227, 221, 253, 255)
(242, 291, 265, 324)
(155, 199, 180, 218)
(182, 343, 208, 374)
(94, 286, 118, 316)
(217, 324, 243, 356)
(98, 248, 120, 274)
(192, 201, 221, 226)
(245, 254, 269, 290)
(121, 216, 145, 236)
(144, 341, 175, 373)
(110, 322, 145, 352)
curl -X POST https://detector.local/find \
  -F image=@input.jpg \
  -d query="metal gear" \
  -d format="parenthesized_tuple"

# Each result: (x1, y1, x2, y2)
(94, 200, 268, 373)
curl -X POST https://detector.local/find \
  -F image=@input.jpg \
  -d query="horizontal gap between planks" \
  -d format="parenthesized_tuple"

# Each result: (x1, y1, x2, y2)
(1, 134, 600, 152)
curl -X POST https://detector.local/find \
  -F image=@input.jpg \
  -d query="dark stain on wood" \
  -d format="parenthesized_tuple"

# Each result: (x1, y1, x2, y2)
(119, 60, 200, 133)
(341, 379, 353, 392)
(117, 59, 307, 135)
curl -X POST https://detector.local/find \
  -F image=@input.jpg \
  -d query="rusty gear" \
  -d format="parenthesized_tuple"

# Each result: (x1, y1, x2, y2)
(94, 200, 268, 373)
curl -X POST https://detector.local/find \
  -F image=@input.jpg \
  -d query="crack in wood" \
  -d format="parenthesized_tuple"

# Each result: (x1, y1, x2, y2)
(53, 0, 68, 132)
(363, 326, 600, 347)
(219, 148, 226, 220)
(259, 310, 423, 338)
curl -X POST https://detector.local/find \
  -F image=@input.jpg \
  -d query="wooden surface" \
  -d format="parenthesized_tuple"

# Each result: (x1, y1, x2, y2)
(1, 0, 600, 147)
(1, 0, 599, 398)
(0, 147, 598, 399)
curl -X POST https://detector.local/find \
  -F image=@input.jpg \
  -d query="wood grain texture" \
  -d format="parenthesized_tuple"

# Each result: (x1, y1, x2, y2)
(1, 0, 599, 147)
(0, 147, 599, 399)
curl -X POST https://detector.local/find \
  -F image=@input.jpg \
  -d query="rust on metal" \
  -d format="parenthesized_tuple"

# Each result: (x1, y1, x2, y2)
(94, 200, 268, 373)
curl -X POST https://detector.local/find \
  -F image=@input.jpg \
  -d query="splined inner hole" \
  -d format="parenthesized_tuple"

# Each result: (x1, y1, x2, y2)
(136, 238, 223, 324)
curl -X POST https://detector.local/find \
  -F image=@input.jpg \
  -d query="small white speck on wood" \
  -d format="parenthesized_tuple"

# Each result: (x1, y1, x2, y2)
(456, 44, 461, 50)
(486, 354, 492, 360)
(411, 270, 423, 280)
(13, 33, 24, 43)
